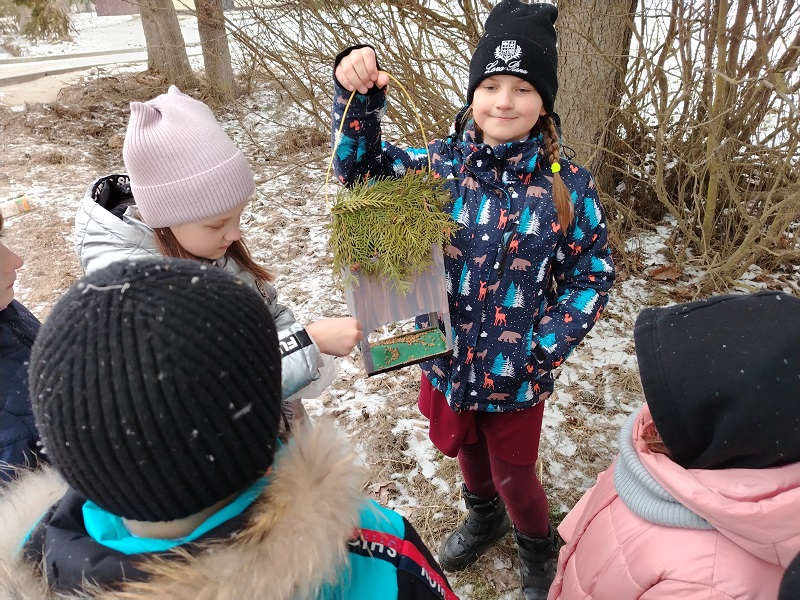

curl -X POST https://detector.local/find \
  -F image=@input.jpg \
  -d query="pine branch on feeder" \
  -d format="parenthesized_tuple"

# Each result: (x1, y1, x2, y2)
(329, 172, 458, 295)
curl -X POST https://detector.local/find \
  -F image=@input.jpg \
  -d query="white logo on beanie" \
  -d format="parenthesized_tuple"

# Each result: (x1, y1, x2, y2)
(484, 40, 529, 76)
(496, 40, 522, 63)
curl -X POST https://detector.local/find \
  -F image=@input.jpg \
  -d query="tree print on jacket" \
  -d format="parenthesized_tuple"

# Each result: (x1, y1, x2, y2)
(332, 86, 615, 413)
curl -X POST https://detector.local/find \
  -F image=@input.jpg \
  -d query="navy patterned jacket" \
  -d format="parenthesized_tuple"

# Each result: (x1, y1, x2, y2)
(332, 82, 615, 413)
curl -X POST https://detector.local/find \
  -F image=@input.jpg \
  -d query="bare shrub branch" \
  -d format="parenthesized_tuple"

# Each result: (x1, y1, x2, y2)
(230, 0, 799, 291)
(227, 1, 490, 142)
(607, 0, 799, 290)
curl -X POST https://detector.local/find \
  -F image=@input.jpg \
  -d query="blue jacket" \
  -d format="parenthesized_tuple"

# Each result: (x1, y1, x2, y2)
(0, 300, 42, 482)
(8, 421, 457, 599)
(332, 84, 615, 413)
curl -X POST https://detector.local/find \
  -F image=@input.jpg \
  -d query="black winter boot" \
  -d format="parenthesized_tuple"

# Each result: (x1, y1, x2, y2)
(515, 526, 557, 600)
(438, 484, 511, 571)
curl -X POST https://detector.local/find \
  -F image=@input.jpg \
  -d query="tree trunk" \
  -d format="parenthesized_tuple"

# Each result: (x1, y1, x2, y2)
(139, 5, 165, 72)
(554, 0, 638, 196)
(195, 0, 237, 99)
(138, 0, 195, 88)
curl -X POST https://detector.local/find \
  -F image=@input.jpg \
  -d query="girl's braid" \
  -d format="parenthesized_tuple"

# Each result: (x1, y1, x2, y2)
(541, 114, 574, 233)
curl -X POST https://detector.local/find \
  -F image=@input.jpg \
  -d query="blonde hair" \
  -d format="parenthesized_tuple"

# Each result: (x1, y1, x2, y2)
(153, 227, 273, 282)
(459, 109, 574, 232)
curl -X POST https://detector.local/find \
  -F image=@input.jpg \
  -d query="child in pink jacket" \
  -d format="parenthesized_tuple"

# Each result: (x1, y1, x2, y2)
(549, 291, 800, 600)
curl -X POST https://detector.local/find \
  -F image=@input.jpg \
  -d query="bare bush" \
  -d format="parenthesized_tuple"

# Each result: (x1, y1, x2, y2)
(608, 0, 800, 291)
(227, 1, 492, 143)
(230, 0, 799, 292)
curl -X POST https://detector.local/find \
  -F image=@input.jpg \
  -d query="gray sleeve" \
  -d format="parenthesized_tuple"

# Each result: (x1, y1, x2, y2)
(274, 304, 325, 401)
(255, 278, 326, 401)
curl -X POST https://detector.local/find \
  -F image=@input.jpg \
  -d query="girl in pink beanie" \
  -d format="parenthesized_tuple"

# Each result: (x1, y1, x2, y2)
(73, 86, 363, 431)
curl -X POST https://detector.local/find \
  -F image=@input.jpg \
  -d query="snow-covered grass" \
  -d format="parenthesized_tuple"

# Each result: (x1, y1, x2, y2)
(2, 13, 797, 600)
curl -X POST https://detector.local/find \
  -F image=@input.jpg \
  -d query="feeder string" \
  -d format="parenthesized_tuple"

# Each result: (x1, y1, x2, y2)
(326, 88, 358, 210)
(326, 72, 432, 210)
(385, 72, 432, 172)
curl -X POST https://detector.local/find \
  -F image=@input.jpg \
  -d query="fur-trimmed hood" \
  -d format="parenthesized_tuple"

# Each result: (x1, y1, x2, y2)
(0, 419, 367, 599)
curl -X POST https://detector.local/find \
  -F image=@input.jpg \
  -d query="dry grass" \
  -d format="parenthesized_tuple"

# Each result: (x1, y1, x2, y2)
(274, 125, 328, 156)
(1, 38, 21, 55)
(56, 70, 211, 107)
(4, 210, 82, 319)
(0, 71, 642, 600)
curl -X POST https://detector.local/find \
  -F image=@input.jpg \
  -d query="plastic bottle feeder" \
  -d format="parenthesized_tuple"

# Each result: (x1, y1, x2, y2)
(328, 171, 457, 376)
(343, 244, 453, 375)
(328, 77, 457, 375)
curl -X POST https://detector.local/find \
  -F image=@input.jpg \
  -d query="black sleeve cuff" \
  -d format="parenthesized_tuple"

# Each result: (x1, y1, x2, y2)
(333, 44, 385, 96)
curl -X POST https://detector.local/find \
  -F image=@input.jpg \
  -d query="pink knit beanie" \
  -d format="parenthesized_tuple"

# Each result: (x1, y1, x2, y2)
(123, 86, 255, 228)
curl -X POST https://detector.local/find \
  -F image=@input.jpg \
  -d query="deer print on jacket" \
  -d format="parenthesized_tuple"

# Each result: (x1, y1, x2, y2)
(332, 86, 615, 413)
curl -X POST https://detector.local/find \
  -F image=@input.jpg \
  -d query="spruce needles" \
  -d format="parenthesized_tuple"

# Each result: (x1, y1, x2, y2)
(329, 172, 457, 294)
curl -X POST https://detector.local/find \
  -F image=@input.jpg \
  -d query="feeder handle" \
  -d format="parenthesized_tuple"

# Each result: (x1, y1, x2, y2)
(326, 72, 432, 210)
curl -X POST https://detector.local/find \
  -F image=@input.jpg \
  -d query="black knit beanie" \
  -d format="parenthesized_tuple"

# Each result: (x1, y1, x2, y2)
(29, 258, 282, 522)
(634, 291, 800, 470)
(466, 1, 558, 112)
(779, 551, 800, 600)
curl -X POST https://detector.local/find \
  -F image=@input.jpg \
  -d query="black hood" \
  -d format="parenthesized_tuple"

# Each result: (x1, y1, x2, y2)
(780, 551, 800, 600)
(90, 174, 135, 219)
(634, 291, 800, 470)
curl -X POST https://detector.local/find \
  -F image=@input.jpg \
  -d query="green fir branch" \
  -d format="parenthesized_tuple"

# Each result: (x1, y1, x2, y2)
(329, 172, 458, 295)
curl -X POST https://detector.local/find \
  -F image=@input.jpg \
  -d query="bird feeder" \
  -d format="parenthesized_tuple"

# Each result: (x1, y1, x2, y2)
(327, 171, 457, 376)
(343, 243, 453, 375)
(328, 79, 457, 375)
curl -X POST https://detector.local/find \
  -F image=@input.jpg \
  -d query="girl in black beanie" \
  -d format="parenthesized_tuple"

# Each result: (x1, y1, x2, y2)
(332, 2, 615, 598)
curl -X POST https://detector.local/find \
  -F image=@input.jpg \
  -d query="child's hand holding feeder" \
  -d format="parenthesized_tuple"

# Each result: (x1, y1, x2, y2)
(335, 46, 390, 94)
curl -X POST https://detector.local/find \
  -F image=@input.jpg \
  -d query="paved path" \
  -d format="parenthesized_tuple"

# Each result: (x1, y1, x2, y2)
(0, 48, 149, 86)
(0, 44, 202, 107)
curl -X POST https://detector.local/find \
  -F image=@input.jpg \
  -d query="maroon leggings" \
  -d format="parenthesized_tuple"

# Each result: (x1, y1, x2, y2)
(458, 426, 550, 538)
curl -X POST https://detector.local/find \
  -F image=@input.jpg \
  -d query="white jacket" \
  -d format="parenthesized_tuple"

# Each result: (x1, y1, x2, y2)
(73, 175, 335, 405)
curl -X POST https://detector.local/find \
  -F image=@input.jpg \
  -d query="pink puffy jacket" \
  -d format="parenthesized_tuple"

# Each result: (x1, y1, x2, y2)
(548, 406, 800, 600)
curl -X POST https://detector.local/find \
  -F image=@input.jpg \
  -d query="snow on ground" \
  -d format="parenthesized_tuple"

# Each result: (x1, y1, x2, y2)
(2, 12, 796, 600)
(2, 12, 198, 57)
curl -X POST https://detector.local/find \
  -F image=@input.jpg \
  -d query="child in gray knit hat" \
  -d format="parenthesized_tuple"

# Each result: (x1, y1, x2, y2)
(0, 257, 456, 599)
(73, 86, 363, 433)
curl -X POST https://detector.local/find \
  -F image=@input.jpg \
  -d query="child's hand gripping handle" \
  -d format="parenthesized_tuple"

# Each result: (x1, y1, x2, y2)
(335, 47, 390, 94)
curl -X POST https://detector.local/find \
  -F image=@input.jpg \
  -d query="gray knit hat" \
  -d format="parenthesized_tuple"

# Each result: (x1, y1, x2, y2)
(123, 86, 255, 228)
(29, 257, 282, 522)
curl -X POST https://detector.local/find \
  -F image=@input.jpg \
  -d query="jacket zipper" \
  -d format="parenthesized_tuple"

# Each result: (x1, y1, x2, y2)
(494, 184, 517, 279)
(9, 318, 36, 349)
